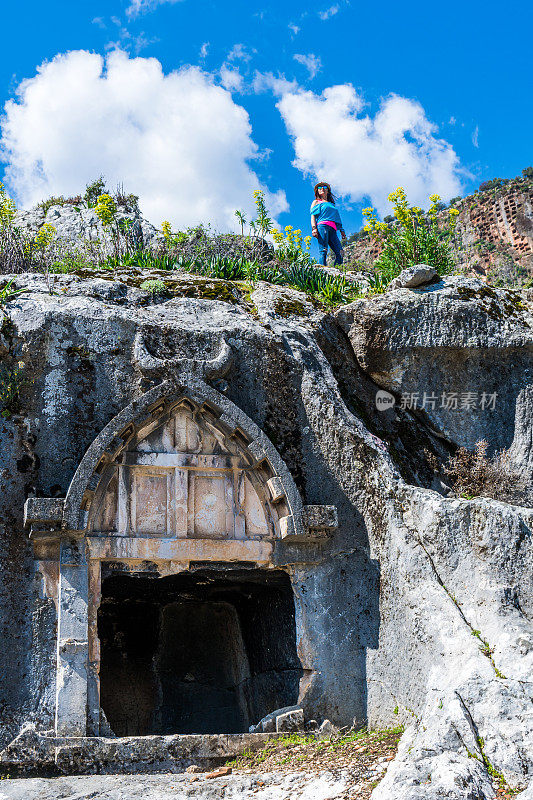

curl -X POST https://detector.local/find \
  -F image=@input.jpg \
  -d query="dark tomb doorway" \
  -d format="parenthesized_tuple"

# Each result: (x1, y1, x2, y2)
(98, 567, 302, 735)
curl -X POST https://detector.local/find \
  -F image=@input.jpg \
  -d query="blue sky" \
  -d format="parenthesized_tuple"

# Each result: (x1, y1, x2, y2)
(0, 0, 531, 236)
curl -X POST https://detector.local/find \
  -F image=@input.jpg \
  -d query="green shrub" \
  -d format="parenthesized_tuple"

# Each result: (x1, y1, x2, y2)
(479, 178, 509, 192)
(177, 251, 360, 306)
(0, 187, 33, 274)
(114, 183, 139, 213)
(84, 177, 107, 208)
(48, 251, 92, 274)
(184, 254, 249, 282)
(280, 262, 356, 305)
(0, 279, 26, 312)
(438, 440, 527, 503)
(33, 223, 56, 251)
(363, 188, 459, 290)
(94, 194, 117, 227)
(272, 225, 312, 265)
(104, 249, 176, 271)
(37, 196, 66, 215)
(0, 183, 17, 228)
(139, 278, 168, 298)
(347, 229, 369, 244)
(251, 189, 273, 239)
(161, 220, 185, 247)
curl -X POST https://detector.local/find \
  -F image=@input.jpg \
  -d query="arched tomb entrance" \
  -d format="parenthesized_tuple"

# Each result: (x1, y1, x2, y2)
(25, 376, 337, 737)
(98, 568, 300, 736)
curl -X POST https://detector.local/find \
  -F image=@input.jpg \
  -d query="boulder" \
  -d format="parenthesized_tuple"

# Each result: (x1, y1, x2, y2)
(275, 709, 305, 733)
(249, 706, 304, 734)
(13, 203, 162, 251)
(388, 264, 438, 290)
(317, 719, 339, 738)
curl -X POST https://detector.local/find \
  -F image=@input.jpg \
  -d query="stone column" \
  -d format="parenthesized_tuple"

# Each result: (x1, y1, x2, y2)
(55, 536, 89, 737)
(86, 560, 101, 736)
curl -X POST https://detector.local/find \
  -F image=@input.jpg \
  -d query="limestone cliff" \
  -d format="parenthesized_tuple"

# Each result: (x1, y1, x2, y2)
(0, 270, 531, 799)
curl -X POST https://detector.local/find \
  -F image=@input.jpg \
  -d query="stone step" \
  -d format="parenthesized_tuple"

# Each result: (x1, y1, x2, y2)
(0, 730, 283, 776)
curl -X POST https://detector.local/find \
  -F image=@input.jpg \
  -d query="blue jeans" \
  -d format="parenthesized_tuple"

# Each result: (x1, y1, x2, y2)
(316, 225, 343, 266)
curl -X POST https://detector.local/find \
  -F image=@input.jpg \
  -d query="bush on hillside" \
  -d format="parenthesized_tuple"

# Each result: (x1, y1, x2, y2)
(362, 188, 459, 290)
(428, 440, 527, 503)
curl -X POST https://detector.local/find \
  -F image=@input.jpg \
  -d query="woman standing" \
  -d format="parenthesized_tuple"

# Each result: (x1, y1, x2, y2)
(310, 182, 347, 266)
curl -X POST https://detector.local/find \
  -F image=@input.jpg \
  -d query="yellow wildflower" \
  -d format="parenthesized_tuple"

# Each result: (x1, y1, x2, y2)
(161, 220, 172, 241)
(34, 223, 56, 250)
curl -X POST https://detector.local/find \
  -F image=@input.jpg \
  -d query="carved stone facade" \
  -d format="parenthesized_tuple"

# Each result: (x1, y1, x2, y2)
(25, 374, 336, 737)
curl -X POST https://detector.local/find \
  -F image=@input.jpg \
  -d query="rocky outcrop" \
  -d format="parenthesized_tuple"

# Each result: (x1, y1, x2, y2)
(336, 275, 533, 493)
(0, 270, 531, 797)
(14, 203, 161, 249)
(388, 264, 437, 290)
(369, 490, 533, 799)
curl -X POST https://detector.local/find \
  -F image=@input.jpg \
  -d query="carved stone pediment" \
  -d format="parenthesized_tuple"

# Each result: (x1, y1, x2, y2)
(89, 403, 273, 541)
(25, 379, 337, 546)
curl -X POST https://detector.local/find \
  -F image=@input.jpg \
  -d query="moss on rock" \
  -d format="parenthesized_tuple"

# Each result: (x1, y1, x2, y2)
(273, 298, 307, 318)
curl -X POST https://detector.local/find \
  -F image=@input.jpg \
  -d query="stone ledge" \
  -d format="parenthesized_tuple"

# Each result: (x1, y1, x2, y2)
(280, 506, 338, 542)
(24, 497, 65, 527)
(0, 730, 283, 776)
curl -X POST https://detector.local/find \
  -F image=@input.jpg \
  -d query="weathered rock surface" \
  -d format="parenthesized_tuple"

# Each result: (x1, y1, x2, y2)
(317, 719, 339, 738)
(0, 770, 353, 800)
(388, 264, 438, 290)
(336, 275, 533, 490)
(249, 705, 304, 733)
(14, 203, 161, 249)
(0, 727, 282, 776)
(275, 708, 305, 733)
(0, 271, 531, 797)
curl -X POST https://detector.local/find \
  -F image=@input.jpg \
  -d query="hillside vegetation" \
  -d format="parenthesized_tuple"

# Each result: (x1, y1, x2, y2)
(1, 172, 532, 308)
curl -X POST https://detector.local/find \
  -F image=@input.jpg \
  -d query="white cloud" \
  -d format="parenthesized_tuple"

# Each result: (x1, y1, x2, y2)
(318, 5, 339, 20)
(106, 31, 159, 55)
(289, 23, 300, 35)
(200, 41, 209, 58)
(0, 50, 287, 230)
(126, 0, 182, 19)
(276, 83, 462, 214)
(220, 65, 244, 92)
(293, 53, 322, 79)
(252, 71, 299, 97)
(227, 43, 253, 62)
(104, 16, 158, 54)
(472, 125, 479, 148)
